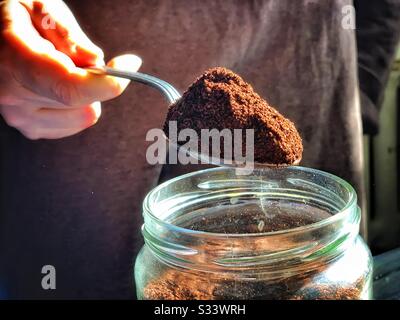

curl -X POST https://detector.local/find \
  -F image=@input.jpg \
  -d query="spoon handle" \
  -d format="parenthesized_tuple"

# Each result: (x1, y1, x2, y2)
(86, 66, 181, 104)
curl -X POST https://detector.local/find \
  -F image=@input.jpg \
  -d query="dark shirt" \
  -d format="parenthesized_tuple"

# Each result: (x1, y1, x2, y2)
(355, 0, 400, 135)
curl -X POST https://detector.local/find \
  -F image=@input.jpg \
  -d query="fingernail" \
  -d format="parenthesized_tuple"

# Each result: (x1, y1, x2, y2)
(112, 54, 142, 71)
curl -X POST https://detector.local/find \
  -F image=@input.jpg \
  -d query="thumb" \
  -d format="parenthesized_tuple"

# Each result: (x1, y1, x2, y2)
(20, 0, 104, 67)
(106, 54, 143, 94)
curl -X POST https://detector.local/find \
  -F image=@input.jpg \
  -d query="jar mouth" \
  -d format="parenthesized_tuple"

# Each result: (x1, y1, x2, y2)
(142, 166, 360, 270)
(143, 166, 357, 238)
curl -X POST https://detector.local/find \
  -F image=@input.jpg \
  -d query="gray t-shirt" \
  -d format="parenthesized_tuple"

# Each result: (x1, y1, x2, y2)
(0, 0, 363, 298)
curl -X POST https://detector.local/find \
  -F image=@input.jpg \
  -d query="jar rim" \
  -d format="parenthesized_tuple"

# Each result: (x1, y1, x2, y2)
(143, 166, 357, 239)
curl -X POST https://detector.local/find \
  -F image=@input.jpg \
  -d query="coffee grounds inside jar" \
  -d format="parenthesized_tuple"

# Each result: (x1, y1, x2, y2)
(142, 203, 368, 300)
(163, 67, 303, 165)
(143, 268, 366, 300)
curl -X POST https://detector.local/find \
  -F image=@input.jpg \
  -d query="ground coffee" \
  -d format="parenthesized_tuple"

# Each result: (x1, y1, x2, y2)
(164, 67, 303, 165)
(143, 268, 366, 300)
(142, 203, 369, 300)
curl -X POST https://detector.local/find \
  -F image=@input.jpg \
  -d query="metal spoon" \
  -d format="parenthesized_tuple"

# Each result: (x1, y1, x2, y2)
(86, 66, 300, 168)
(86, 66, 181, 104)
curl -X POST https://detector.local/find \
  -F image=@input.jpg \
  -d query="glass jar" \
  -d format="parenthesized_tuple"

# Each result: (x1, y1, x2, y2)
(134, 167, 372, 300)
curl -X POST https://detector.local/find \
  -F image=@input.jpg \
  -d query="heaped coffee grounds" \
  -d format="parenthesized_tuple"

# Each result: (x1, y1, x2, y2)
(164, 67, 303, 165)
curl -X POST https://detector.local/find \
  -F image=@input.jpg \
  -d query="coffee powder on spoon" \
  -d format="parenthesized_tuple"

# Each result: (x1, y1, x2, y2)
(163, 67, 303, 165)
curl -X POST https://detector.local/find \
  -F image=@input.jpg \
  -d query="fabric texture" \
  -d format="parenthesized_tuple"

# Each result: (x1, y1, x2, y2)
(355, 0, 400, 135)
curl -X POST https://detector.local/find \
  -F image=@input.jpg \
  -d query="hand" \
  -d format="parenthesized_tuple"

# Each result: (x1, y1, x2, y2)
(0, 0, 141, 139)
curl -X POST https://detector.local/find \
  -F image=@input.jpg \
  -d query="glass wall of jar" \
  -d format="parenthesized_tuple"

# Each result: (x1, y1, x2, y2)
(134, 167, 372, 300)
